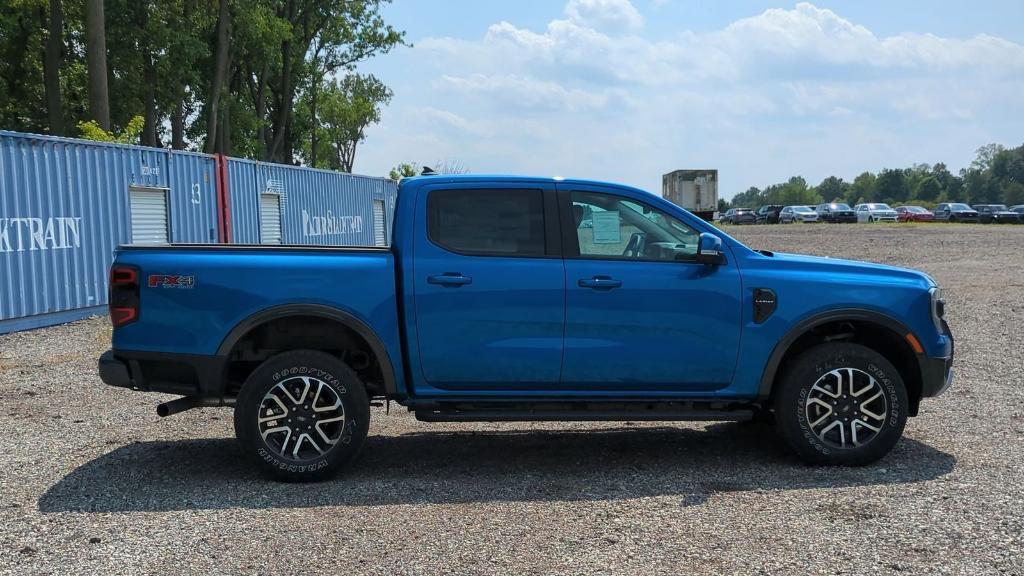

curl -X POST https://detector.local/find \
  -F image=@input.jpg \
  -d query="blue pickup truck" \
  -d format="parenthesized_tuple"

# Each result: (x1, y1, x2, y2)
(99, 174, 954, 481)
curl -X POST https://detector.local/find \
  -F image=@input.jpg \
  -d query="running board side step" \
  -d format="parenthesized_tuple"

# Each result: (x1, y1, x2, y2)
(414, 401, 755, 423)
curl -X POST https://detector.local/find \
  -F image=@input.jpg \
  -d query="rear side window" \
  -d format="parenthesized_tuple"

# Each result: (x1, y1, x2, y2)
(428, 189, 546, 256)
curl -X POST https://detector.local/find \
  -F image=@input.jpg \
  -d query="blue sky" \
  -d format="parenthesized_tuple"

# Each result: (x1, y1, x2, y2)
(354, 1, 1024, 199)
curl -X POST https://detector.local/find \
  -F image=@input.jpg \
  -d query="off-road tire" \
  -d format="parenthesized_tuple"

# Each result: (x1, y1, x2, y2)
(235, 350, 370, 482)
(774, 342, 908, 466)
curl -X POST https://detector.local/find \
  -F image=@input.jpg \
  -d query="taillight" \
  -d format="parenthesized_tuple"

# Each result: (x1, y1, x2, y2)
(109, 265, 140, 327)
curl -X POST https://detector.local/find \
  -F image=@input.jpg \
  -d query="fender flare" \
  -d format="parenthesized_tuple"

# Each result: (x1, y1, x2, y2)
(757, 308, 917, 400)
(217, 303, 400, 396)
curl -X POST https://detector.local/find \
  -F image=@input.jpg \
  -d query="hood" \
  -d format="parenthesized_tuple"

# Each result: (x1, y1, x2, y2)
(768, 252, 934, 287)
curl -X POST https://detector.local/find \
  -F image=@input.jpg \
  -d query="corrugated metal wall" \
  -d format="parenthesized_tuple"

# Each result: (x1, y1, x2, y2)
(226, 159, 397, 246)
(1, 130, 398, 334)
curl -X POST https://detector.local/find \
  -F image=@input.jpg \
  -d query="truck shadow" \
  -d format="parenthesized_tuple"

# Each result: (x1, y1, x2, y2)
(38, 423, 955, 513)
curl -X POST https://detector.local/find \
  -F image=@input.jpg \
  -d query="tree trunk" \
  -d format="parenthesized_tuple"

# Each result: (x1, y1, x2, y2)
(142, 58, 158, 146)
(250, 64, 268, 158)
(171, 100, 185, 149)
(84, 0, 110, 130)
(42, 0, 64, 135)
(266, 38, 293, 162)
(203, 0, 231, 154)
(170, 0, 194, 150)
(309, 79, 318, 167)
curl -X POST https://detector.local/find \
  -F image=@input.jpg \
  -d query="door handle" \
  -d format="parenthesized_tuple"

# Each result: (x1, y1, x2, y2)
(427, 273, 473, 286)
(578, 276, 622, 289)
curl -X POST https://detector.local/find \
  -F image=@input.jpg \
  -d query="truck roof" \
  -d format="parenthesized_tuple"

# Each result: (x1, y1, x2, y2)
(398, 174, 655, 196)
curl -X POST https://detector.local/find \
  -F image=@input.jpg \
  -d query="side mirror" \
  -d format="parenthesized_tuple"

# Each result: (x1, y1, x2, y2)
(696, 233, 725, 265)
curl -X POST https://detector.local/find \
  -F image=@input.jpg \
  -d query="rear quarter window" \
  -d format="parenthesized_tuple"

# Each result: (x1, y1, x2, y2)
(428, 189, 546, 256)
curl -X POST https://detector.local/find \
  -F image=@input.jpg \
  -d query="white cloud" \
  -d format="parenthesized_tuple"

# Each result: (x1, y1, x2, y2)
(565, 0, 644, 33)
(437, 73, 631, 112)
(359, 2, 1024, 196)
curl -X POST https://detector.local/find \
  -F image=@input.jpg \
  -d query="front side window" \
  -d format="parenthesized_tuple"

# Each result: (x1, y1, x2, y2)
(428, 189, 545, 256)
(569, 191, 699, 261)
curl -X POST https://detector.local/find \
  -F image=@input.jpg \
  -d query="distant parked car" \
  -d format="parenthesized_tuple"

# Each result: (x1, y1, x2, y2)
(779, 205, 819, 223)
(973, 204, 1022, 224)
(721, 208, 756, 224)
(816, 202, 857, 223)
(896, 206, 935, 222)
(935, 203, 980, 223)
(755, 204, 785, 224)
(855, 203, 899, 223)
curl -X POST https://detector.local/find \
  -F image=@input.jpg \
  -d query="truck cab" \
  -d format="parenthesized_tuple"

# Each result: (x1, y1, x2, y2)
(99, 175, 954, 481)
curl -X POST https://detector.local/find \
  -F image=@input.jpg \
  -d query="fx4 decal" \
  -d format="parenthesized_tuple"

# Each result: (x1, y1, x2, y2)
(148, 274, 195, 289)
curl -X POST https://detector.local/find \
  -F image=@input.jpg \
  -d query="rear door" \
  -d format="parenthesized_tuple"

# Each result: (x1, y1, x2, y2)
(558, 183, 743, 391)
(412, 181, 564, 391)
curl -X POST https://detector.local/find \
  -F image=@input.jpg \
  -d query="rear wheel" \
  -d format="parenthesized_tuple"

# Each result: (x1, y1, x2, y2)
(234, 350, 370, 482)
(774, 343, 907, 465)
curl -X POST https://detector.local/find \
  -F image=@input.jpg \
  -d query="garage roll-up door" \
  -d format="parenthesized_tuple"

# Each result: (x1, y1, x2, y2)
(129, 187, 169, 244)
(260, 193, 282, 244)
(373, 199, 386, 247)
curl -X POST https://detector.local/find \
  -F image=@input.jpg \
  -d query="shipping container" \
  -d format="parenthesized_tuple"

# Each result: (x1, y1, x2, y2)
(0, 131, 218, 334)
(224, 158, 397, 247)
(662, 169, 718, 221)
(1, 130, 398, 334)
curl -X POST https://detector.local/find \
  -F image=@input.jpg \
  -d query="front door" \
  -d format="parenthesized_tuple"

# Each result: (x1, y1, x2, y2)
(412, 183, 565, 391)
(559, 184, 742, 391)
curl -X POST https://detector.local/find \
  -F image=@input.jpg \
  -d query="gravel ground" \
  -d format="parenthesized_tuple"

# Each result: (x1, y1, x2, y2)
(1, 223, 1022, 575)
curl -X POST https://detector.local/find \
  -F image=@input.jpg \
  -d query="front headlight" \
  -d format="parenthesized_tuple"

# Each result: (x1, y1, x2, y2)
(930, 286, 946, 333)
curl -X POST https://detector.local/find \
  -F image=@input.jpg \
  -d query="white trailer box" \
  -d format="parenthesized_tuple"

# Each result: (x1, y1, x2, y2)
(662, 169, 718, 221)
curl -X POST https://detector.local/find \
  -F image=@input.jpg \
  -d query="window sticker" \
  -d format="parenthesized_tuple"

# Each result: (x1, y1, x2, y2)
(592, 211, 621, 244)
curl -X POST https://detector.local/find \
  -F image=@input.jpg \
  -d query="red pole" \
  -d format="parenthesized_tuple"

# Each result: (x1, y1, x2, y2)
(214, 153, 233, 243)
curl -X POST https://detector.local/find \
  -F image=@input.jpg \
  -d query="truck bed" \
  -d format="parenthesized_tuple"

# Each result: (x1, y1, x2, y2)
(111, 244, 401, 363)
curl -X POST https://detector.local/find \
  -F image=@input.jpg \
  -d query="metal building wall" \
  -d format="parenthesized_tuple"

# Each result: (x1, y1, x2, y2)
(0, 131, 217, 334)
(226, 160, 397, 246)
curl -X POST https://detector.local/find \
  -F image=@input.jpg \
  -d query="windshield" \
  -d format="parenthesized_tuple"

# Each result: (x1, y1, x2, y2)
(951, 203, 972, 210)
(793, 206, 814, 213)
(868, 203, 892, 210)
(906, 206, 926, 213)
(990, 205, 1008, 210)
(830, 203, 851, 210)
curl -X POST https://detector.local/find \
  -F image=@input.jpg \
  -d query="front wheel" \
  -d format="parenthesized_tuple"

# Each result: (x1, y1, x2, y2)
(234, 350, 370, 482)
(774, 343, 908, 466)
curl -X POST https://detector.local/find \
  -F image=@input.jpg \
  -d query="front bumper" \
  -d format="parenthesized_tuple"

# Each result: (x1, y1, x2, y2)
(920, 354, 954, 397)
(919, 320, 954, 398)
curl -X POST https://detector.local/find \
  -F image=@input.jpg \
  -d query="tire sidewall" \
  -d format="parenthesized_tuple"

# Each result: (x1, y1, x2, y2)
(235, 350, 370, 481)
(776, 343, 908, 465)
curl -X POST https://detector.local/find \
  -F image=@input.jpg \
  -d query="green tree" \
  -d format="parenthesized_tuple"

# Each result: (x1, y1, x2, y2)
(875, 169, 907, 204)
(816, 176, 848, 204)
(848, 172, 876, 204)
(912, 176, 941, 202)
(389, 162, 418, 180)
(77, 114, 145, 143)
(0, 0, 405, 168)
(298, 74, 392, 172)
